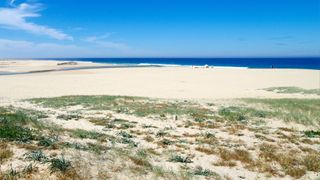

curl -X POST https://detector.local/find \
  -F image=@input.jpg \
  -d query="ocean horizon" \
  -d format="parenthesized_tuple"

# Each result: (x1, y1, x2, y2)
(41, 57, 320, 70)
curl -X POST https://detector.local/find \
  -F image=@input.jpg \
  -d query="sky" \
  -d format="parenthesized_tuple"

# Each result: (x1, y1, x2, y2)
(0, 0, 319, 58)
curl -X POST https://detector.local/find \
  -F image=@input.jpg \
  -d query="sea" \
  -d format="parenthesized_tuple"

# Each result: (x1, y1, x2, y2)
(48, 57, 320, 70)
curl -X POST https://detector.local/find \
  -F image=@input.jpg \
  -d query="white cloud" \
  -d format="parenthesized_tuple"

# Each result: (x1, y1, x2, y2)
(84, 33, 128, 50)
(0, 39, 150, 58)
(85, 33, 113, 41)
(0, 39, 86, 58)
(0, 3, 73, 40)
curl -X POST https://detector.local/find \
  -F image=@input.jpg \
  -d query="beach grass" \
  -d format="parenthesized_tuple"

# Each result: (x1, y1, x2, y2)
(29, 96, 320, 127)
(28, 95, 213, 118)
(263, 86, 320, 95)
(1, 96, 316, 179)
(244, 98, 320, 126)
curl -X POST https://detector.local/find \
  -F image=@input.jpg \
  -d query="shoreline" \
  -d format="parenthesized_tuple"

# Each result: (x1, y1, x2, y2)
(1, 58, 319, 70)
(0, 64, 163, 76)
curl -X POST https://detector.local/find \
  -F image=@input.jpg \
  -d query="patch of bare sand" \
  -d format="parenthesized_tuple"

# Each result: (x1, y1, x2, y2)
(0, 61, 319, 100)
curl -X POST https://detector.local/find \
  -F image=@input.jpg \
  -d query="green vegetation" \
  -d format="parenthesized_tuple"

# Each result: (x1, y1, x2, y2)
(258, 143, 320, 178)
(169, 155, 192, 163)
(38, 136, 58, 148)
(105, 118, 136, 129)
(192, 166, 219, 177)
(0, 108, 37, 142)
(23, 163, 36, 174)
(30, 96, 320, 127)
(129, 149, 152, 168)
(70, 129, 105, 140)
(0, 146, 13, 163)
(304, 130, 320, 138)
(118, 131, 133, 138)
(218, 106, 269, 122)
(116, 131, 137, 147)
(29, 95, 213, 117)
(1, 167, 20, 180)
(0, 107, 56, 144)
(1, 96, 317, 179)
(50, 156, 72, 173)
(244, 98, 320, 126)
(264, 86, 320, 95)
(0, 124, 34, 142)
(24, 150, 48, 162)
(57, 113, 82, 120)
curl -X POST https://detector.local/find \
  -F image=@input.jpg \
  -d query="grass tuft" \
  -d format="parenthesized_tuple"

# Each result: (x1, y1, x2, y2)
(193, 166, 220, 177)
(169, 155, 192, 163)
(50, 156, 72, 173)
(24, 150, 48, 162)
(0, 144, 13, 163)
(304, 130, 320, 138)
(263, 86, 320, 95)
(70, 129, 105, 140)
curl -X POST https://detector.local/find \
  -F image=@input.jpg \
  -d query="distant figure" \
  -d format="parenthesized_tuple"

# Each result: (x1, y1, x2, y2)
(204, 64, 209, 68)
(271, 65, 274, 69)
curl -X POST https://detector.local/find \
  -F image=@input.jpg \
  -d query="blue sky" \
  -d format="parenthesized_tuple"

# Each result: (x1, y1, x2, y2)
(0, 0, 319, 58)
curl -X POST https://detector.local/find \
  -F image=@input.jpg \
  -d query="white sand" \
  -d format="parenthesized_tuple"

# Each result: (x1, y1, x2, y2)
(0, 60, 319, 100)
(0, 59, 108, 73)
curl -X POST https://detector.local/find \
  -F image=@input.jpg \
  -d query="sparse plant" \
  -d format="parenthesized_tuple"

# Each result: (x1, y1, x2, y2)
(71, 129, 105, 140)
(38, 136, 58, 148)
(50, 156, 72, 173)
(303, 153, 320, 172)
(129, 151, 151, 168)
(5, 166, 20, 179)
(57, 113, 81, 121)
(118, 131, 133, 138)
(195, 146, 215, 155)
(263, 87, 320, 95)
(169, 155, 192, 163)
(87, 143, 107, 154)
(23, 163, 37, 174)
(219, 107, 246, 122)
(120, 137, 137, 147)
(25, 150, 48, 162)
(0, 147, 13, 163)
(0, 119, 34, 143)
(193, 166, 219, 177)
(304, 130, 320, 138)
(159, 138, 174, 146)
(156, 130, 168, 137)
(144, 135, 154, 142)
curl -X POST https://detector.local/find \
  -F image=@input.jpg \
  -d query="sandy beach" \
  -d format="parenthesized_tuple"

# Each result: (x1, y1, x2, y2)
(0, 60, 319, 100)
(1, 60, 320, 180)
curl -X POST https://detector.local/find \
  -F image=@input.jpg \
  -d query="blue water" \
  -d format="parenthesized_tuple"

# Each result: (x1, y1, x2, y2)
(46, 57, 320, 70)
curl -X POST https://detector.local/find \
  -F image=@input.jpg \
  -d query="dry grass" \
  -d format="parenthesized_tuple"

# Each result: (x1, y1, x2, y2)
(303, 153, 320, 172)
(129, 156, 152, 167)
(218, 148, 253, 164)
(195, 146, 216, 155)
(1, 97, 318, 179)
(226, 124, 246, 135)
(257, 143, 320, 178)
(213, 148, 254, 168)
(255, 134, 276, 142)
(196, 133, 218, 145)
(89, 118, 109, 126)
(0, 144, 13, 163)
(143, 135, 155, 142)
(214, 159, 237, 167)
